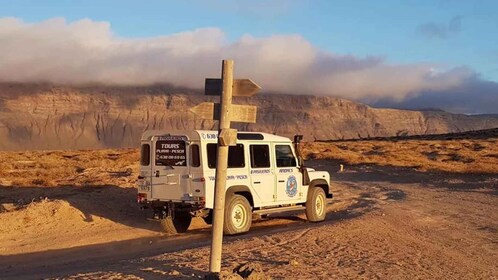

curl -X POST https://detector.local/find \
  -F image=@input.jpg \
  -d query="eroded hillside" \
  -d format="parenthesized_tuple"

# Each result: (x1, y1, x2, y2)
(1, 83, 497, 150)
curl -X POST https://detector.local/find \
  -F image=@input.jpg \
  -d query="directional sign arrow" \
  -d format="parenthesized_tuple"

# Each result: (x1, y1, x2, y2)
(230, 103, 257, 123)
(190, 102, 257, 123)
(205, 78, 261, 97)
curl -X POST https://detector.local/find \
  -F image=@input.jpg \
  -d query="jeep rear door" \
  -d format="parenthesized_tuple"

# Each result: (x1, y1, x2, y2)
(151, 135, 190, 201)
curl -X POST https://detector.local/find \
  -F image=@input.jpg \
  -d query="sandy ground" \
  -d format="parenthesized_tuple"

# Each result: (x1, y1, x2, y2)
(0, 160, 497, 279)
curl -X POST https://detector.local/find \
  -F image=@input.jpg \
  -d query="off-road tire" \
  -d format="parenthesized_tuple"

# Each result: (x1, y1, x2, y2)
(203, 210, 213, 225)
(160, 211, 192, 234)
(224, 194, 252, 235)
(305, 187, 326, 222)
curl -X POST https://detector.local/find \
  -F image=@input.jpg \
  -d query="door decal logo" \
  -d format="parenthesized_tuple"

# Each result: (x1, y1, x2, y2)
(286, 175, 298, 197)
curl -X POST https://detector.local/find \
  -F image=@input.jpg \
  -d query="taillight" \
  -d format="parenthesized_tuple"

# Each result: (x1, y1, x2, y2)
(200, 177, 206, 182)
(137, 193, 146, 203)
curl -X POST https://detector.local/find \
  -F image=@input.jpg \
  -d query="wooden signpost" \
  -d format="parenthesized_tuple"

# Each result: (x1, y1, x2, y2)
(189, 60, 261, 274)
(190, 102, 258, 123)
(205, 78, 262, 97)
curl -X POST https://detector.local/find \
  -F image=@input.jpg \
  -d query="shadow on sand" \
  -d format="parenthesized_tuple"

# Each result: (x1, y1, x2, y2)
(0, 184, 160, 232)
(0, 185, 376, 279)
(308, 159, 498, 196)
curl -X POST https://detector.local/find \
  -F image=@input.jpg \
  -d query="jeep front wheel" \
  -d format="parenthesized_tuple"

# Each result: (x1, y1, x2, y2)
(160, 211, 192, 234)
(224, 194, 252, 235)
(305, 187, 326, 222)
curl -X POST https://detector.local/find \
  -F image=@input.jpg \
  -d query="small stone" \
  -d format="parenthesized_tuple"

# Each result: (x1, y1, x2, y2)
(0, 203, 16, 212)
(233, 262, 269, 280)
(289, 259, 299, 266)
(155, 270, 168, 275)
(140, 267, 154, 272)
(169, 270, 181, 276)
(209, 271, 243, 280)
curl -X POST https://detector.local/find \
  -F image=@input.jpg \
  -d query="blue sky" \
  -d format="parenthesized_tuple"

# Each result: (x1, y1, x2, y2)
(2, 0, 497, 81)
(0, 0, 497, 113)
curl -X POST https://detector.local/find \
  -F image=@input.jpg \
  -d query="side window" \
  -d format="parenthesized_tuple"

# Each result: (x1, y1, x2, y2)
(207, 144, 217, 169)
(275, 145, 296, 167)
(190, 144, 200, 167)
(250, 145, 270, 168)
(207, 143, 245, 168)
(140, 144, 150, 166)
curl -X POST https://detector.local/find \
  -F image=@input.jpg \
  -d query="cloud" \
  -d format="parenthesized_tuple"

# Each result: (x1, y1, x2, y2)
(0, 17, 474, 102)
(416, 16, 463, 39)
(368, 76, 498, 114)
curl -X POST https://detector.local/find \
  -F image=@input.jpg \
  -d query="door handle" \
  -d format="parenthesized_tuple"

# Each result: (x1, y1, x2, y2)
(278, 180, 285, 183)
(254, 181, 261, 184)
(155, 170, 160, 177)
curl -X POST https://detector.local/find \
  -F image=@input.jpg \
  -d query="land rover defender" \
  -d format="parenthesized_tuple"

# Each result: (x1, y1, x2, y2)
(137, 130, 332, 235)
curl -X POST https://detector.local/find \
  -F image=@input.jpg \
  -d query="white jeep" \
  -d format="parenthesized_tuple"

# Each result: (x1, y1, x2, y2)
(137, 130, 332, 235)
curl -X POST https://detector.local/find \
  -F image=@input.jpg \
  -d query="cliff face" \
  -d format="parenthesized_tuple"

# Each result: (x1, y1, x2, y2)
(1, 83, 497, 150)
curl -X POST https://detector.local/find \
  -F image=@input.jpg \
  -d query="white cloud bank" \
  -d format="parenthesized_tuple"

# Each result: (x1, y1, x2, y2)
(0, 17, 474, 100)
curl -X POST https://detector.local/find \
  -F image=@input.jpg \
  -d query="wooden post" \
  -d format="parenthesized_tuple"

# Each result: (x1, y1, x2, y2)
(209, 59, 234, 273)
(193, 59, 260, 275)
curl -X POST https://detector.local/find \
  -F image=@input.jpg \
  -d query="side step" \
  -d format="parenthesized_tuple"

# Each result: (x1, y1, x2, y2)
(253, 205, 305, 215)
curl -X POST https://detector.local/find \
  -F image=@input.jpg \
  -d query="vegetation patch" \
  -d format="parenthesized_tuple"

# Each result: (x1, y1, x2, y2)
(303, 138, 498, 173)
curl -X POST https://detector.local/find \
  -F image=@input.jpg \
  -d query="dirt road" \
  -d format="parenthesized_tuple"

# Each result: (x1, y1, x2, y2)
(1, 160, 497, 279)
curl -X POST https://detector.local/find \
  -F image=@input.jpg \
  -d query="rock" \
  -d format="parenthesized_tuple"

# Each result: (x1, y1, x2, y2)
(204, 271, 243, 280)
(289, 259, 299, 266)
(140, 267, 154, 272)
(234, 262, 270, 280)
(169, 270, 181, 276)
(0, 203, 17, 212)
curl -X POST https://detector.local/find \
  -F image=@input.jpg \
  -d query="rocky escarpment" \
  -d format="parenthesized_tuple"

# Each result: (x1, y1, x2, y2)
(1, 83, 497, 150)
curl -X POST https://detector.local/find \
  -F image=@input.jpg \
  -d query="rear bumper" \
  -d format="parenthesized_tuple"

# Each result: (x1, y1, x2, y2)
(138, 198, 205, 209)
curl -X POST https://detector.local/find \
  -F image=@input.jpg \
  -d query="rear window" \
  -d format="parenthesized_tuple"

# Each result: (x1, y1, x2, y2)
(207, 144, 245, 168)
(155, 140, 187, 166)
(140, 144, 150, 166)
(190, 144, 200, 167)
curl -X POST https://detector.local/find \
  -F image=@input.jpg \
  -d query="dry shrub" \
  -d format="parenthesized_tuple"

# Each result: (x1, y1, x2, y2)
(1, 138, 496, 188)
(303, 138, 498, 174)
(0, 148, 139, 187)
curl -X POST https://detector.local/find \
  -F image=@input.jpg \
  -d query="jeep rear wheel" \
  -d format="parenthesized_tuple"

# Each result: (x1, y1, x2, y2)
(224, 194, 252, 235)
(160, 211, 192, 234)
(305, 187, 326, 222)
(203, 210, 213, 225)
